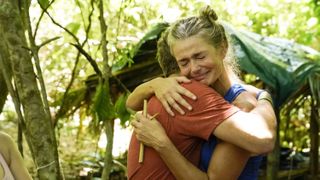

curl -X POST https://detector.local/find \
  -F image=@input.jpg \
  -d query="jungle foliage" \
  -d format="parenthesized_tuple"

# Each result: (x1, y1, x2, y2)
(0, 0, 319, 179)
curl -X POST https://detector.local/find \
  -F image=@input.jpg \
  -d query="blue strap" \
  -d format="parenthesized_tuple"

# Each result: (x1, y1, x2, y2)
(256, 90, 264, 99)
(199, 136, 217, 171)
(224, 84, 247, 103)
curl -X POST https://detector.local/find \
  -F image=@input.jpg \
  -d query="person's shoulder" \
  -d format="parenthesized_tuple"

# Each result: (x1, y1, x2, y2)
(181, 80, 208, 89)
(0, 132, 12, 141)
(0, 132, 15, 158)
(181, 80, 218, 96)
(0, 132, 15, 148)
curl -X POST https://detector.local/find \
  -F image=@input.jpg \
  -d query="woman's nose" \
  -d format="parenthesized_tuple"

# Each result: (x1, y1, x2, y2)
(191, 61, 201, 74)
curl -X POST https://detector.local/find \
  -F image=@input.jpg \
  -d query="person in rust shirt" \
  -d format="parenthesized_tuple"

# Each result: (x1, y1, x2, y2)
(127, 80, 239, 179)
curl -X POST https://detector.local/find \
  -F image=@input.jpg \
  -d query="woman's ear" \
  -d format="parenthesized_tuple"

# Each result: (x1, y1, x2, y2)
(218, 47, 227, 60)
(219, 42, 228, 59)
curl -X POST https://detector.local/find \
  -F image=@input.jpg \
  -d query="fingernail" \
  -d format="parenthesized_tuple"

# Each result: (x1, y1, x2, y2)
(188, 106, 192, 110)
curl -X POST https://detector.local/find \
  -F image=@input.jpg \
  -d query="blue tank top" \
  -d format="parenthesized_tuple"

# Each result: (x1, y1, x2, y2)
(199, 84, 263, 180)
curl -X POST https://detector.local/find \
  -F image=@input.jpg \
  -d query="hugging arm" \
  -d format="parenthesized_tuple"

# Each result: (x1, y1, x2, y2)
(207, 142, 251, 179)
(126, 77, 196, 116)
(158, 135, 251, 180)
(206, 90, 258, 179)
(214, 91, 276, 154)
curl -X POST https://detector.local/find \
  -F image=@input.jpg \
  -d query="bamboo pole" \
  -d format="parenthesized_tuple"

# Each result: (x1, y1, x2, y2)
(139, 100, 148, 163)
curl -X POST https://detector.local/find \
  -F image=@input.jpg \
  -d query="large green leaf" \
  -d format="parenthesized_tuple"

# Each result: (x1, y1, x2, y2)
(92, 82, 115, 122)
(114, 93, 131, 127)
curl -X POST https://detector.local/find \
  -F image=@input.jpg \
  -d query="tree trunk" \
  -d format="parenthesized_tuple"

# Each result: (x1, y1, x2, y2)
(310, 98, 319, 179)
(0, 0, 61, 179)
(0, 29, 10, 114)
(98, 0, 114, 178)
(101, 120, 114, 180)
(0, 72, 8, 114)
(266, 107, 280, 180)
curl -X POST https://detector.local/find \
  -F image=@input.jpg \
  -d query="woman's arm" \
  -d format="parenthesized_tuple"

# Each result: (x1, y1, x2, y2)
(207, 142, 250, 179)
(126, 76, 196, 116)
(214, 94, 276, 154)
(206, 90, 256, 179)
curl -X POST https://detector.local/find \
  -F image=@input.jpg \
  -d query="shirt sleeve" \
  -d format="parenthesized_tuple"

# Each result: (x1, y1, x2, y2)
(176, 84, 239, 141)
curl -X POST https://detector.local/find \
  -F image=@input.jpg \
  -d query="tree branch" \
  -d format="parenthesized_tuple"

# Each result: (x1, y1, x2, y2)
(38, 36, 61, 49)
(34, 0, 56, 38)
(39, 4, 81, 44)
(70, 43, 102, 76)
(54, 0, 95, 126)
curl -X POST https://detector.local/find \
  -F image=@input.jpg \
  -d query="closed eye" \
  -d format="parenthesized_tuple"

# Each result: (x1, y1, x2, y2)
(196, 55, 205, 59)
(178, 60, 188, 67)
(193, 52, 206, 60)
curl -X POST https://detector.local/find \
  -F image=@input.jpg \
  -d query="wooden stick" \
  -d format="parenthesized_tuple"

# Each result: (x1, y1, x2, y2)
(138, 100, 148, 163)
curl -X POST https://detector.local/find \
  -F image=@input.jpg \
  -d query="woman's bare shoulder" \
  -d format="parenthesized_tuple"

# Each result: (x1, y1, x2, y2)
(0, 132, 13, 142)
(0, 132, 14, 153)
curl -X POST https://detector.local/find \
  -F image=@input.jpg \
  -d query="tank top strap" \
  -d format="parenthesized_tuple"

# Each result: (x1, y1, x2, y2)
(0, 153, 15, 180)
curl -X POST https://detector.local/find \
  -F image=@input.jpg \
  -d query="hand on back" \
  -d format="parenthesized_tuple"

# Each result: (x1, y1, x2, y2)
(151, 76, 196, 116)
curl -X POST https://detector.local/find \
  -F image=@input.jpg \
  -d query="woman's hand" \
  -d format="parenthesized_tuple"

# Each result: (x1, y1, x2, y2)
(131, 112, 169, 151)
(150, 76, 196, 116)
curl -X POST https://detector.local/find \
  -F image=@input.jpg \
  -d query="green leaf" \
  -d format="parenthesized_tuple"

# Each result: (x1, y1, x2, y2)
(38, 0, 50, 9)
(114, 93, 131, 127)
(66, 22, 81, 34)
(92, 82, 115, 122)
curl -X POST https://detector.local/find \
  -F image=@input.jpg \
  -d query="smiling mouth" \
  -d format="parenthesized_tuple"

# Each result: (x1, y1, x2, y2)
(192, 74, 206, 81)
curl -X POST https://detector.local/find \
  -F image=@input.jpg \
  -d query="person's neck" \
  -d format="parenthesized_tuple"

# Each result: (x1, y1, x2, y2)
(211, 69, 232, 96)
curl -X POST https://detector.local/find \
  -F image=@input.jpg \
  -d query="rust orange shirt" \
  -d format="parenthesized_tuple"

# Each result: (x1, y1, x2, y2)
(127, 80, 239, 180)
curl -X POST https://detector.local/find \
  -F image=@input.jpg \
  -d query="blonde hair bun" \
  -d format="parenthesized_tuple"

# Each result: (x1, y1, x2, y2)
(199, 5, 218, 22)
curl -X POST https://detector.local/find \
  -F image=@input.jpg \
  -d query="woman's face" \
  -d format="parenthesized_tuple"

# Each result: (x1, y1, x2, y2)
(171, 36, 225, 86)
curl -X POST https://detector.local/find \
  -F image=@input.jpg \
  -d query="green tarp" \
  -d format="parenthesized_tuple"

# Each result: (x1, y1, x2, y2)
(223, 22, 320, 108)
